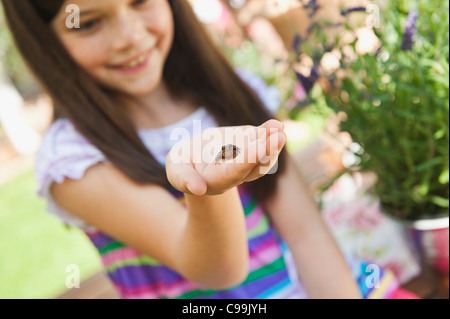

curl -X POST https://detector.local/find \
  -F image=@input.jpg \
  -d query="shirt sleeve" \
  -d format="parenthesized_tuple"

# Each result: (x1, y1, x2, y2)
(235, 67, 281, 115)
(34, 119, 108, 231)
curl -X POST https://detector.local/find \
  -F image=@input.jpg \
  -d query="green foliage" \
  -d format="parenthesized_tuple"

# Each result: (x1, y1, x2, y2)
(0, 171, 102, 298)
(324, 0, 449, 220)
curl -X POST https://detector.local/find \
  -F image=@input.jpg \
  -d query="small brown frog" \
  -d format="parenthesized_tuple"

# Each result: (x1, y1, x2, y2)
(215, 144, 241, 165)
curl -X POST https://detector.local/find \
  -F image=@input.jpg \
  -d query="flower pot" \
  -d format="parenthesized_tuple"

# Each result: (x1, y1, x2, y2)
(398, 215, 449, 275)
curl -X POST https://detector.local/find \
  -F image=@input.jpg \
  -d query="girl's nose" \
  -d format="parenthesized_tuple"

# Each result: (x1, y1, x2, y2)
(110, 9, 147, 51)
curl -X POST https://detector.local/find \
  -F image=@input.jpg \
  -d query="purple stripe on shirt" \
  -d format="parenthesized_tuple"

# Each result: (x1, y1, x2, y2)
(107, 264, 184, 287)
(238, 186, 253, 207)
(167, 186, 185, 199)
(248, 227, 278, 251)
(86, 231, 116, 249)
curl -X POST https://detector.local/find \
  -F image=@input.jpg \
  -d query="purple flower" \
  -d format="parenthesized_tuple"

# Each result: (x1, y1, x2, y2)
(401, 10, 419, 51)
(303, 0, 320, 18)
(292, 34, 302, 55)
(295, 66, 319, 94)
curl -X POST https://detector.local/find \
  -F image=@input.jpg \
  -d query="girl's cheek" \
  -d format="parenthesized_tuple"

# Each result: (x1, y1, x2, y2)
(64, 36, 109, 70)
(141, 3, 174, 42)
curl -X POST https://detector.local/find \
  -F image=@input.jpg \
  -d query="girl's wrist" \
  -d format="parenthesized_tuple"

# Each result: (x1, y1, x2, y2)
(184, 185, 237, 200)
(184, 186, 242, 216)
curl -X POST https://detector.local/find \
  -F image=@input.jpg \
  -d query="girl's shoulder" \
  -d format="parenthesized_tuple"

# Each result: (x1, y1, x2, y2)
(34, 118, 106, 230)
(37, 118, 88, 150)
(34, 118, 105, 177)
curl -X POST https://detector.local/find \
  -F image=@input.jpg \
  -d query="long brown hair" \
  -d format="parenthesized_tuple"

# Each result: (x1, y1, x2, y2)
(1, 0, 286, 203)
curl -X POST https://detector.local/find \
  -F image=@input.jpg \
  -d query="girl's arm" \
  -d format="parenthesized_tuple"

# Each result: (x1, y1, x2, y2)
(264, 155, 362, 299)
(51, 164, 247, 290)
(51, 120, 286, 290)
(180, 188, 248, 289)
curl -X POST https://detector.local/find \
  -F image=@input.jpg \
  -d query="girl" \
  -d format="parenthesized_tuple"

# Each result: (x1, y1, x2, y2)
(2, 0, 405, 299)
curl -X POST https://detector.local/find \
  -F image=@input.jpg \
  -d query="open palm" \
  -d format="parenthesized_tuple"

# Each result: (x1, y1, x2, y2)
(166, 120, 286, 196)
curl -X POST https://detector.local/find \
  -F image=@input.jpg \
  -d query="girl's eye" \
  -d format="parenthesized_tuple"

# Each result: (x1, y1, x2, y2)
(72, 0, 149, 32)
(132, 0, 150, 7)
(76, 19, 100, 32)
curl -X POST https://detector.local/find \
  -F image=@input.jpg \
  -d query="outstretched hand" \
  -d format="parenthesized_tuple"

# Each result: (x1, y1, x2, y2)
(166, 120, 286, 196)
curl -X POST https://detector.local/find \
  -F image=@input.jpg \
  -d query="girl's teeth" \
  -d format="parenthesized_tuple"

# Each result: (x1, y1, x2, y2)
(123, 54, 146, 68)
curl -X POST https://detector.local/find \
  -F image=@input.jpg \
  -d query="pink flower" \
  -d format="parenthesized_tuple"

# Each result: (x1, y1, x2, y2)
(293, 82, 307, 102)
(323, 205, 346, 226)
(349, 199, 383, 230)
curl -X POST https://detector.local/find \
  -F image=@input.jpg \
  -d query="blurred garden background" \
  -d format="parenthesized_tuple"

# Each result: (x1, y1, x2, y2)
(1, 0, 448, 299)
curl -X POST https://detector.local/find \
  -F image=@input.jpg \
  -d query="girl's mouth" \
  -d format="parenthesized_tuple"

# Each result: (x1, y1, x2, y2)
(109, 50, 152, 74)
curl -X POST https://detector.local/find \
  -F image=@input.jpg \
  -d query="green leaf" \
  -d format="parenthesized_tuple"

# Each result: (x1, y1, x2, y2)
(420, 59, 447, 75)
(434, 129, 446, 140)
(430, 196, 450, 208)
(414, 183, 429, 197)
(396, 83, 421, 93)
(399, 139, 424, 148)
(439, 169, 449, 184)
(392, 109, 433, 122)
(415, 157, 445, 173)
(440, 56, 449, 74)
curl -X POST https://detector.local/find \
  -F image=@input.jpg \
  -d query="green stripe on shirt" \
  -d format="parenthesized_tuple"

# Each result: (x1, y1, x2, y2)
(175, 256, 286, 299)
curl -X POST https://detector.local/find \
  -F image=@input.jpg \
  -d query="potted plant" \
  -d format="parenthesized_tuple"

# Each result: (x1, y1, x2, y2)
(276, 0, 448, 274)
(320, 0, 449, 274)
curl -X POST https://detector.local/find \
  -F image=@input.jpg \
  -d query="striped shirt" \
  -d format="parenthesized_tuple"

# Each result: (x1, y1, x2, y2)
(84, 184, 305, 299)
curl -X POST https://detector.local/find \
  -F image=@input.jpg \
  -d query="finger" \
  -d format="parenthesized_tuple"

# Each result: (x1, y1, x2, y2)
(240, 133, 268, 167)
(248, 120, 283, 142)
(227, 126, 283, 176)
(166, 160, 207, 196)
(244, 131, 287, 181)
(240, 133, 280, 182)
(259, 119, 285, 137)
(260, 131, 287, 175)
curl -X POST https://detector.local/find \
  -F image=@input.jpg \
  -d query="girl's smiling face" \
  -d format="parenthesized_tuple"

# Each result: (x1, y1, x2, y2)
(51, 0, 174, 96)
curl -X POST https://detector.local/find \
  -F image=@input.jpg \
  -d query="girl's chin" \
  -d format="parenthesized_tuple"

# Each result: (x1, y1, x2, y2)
(105, 82, 159, 97)
(96, 71, 162, 96)
(114, 75, 161, 95)
(122, 85, 155, 96)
